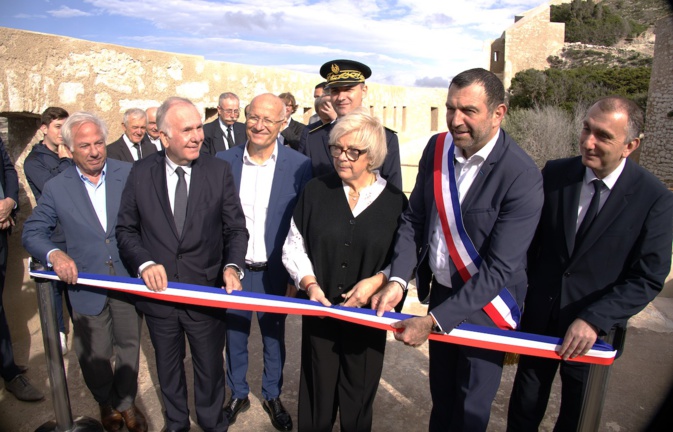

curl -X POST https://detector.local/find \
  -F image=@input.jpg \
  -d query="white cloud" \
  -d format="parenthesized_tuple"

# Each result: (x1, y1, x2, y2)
(14, 13, 47, 19)
(48, 6, 93, 18)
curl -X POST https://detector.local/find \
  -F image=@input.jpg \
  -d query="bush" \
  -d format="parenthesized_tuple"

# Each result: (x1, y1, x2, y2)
(503, 106, 585, 167)
(551, 0, 633, 46)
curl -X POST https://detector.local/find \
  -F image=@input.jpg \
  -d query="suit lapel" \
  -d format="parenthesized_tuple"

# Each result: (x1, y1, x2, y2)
(230, 149, 244, 191)
(461, 130, 506, 210)
(572, 160, 634, 258)
(183, 157, 206, 241)
(563, 159, 584, 256)
(104, 162, 123, 237)
(151, 156, 180, 239)
(266, 146, 286, 246)
(63, 168, 106, 235)
(120, 142, 134, 163)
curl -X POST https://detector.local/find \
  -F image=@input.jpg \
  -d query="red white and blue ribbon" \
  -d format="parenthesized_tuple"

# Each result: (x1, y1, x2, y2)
(433, 132, 520, 330)
(28, 270, 616, 365)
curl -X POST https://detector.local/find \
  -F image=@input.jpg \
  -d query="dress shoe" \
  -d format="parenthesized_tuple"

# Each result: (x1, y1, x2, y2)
(100, 403, 123, 432)
(121, 404, 148, 432)
(4, 374, 44, 402)
(263, 398, 293, 431)
(223, 396, 250, 424)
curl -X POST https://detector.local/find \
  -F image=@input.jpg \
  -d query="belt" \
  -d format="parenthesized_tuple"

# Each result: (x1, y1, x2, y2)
(245, 262, 268, 272)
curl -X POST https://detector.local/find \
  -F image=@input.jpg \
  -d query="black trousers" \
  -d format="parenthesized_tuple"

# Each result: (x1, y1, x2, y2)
(0, 230, 21, 382)
(298, 316, 386, 432)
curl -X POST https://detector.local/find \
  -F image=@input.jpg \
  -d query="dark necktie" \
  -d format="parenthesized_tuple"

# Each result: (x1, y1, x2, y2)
(133, 143, 142, 160)
(174, 167, 187, 236)
(575, 179, 604, 245)
(226, 126, 235, 149)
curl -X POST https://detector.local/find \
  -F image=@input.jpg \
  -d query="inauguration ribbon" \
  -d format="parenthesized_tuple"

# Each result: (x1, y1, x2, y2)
(29, 270, 616, 365)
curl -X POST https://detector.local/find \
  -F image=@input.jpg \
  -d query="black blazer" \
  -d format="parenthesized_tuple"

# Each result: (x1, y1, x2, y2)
(280, 118, 306, 150)
(298, 121, 403, 190)
(523, 156, 673, 336)
(0, 137, 19, 216)
(201, 120, 246, 155)
(116, 152, 248, 320)
(106, 135, 157, 163)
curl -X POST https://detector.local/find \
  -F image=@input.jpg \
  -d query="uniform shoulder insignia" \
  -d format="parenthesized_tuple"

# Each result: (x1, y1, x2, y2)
(309, 122, 330, 133)
(384, 126, 397, 134)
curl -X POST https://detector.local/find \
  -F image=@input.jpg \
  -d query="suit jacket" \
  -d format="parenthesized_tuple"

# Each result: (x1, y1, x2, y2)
(216, 144, 312, 294)
(22, 159, 132, 315)
(389, 130, 544, 330)
(280, 118, 306, 151)
(522, 156, 673, 336)
(202, 120, 246, 156)
(0, 137, 19, 215)
(115, 152, 248, 320)
(106, 135, 157, 163)
(298, 121, 403, 190)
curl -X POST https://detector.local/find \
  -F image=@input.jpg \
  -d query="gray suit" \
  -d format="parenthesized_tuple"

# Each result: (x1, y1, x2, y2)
(22, 158, 142, 411)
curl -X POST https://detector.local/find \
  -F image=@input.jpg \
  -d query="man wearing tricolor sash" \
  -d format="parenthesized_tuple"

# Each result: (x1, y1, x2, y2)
(372, 68, 543, 431)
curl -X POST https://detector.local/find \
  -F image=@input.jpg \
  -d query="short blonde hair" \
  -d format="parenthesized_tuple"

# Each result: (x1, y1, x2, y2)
(329, 110, 387, 170)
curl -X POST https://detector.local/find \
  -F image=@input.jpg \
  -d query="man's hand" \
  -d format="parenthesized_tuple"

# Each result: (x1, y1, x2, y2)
(222, 267, 242, 294)
(391, 315, 434, 347)
(50, 250, 78, 285)
(285, 283, 298, 298)
(342, 274, 383, 308)
(558, 318, 599, 360)
(141, 263, 168, 292)
(0, 198, 15, 222)
(0, 216, 14, 230)
(371, 281, 404, 316)
(307, 284, 332, 307)
(57, 144, 72, 159)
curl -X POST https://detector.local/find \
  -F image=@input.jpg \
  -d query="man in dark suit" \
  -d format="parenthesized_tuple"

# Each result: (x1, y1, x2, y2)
(1, 137, 45, 402)
(144, 106, 163, 152)
(217, 93, 312, 431)
(372, 68, 544, 431)
(116, 97, 248, 432)
(507, 96, 673, 431)
(298, 59, 403, 190)
(201, 92, 246, 156)
(278, 92, 306, 150)
(107, 108, 157, 163)
(22, 112, 146, 431)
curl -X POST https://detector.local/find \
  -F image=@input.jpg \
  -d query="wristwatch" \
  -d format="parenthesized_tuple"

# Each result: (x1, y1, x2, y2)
(225, 264, 244, 280)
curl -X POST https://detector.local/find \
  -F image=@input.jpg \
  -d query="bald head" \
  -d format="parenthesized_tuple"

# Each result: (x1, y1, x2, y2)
(146, 106, 160, 139)
(246, 93, 286, 151)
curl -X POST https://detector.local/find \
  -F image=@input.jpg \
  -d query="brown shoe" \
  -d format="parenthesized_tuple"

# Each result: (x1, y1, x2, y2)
(100, 404, 123, 432)
(121, 404, 148, 432)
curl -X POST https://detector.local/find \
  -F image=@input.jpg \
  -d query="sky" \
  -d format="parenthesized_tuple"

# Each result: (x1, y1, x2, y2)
(0, 0, 545, 88)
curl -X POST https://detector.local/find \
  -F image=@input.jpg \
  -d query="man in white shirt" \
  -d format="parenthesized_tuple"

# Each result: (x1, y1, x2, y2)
(107, 108, 157, 163)
(217, 93, 312, 431)
(144, 106, 162, 152)
(202, 92, 247, 155)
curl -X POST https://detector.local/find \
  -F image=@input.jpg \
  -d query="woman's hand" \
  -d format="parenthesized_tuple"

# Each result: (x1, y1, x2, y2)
(307, 284, 332, 307)
(342, 273, 386, 308)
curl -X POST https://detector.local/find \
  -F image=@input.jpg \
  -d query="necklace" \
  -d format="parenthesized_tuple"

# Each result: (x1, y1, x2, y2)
(348, 174, 376, 201)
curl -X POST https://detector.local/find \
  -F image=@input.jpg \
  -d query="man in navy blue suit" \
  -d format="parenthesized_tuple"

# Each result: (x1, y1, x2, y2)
(217, 93, 312, 431)
(507, 97, 673, 431)
(372, 68, 544, 431)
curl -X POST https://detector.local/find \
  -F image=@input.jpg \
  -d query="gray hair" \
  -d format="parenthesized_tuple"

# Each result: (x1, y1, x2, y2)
(61, 112, 108, 151)
(329, 110, 387, 171)
(218, 92, 240, 106)
(157, 97, 197, 134)
(591, 96, 644, 142)
(122, 108, 147, 126)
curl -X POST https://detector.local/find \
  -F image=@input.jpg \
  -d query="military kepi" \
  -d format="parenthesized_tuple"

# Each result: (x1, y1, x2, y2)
(320, 59, 372, 88)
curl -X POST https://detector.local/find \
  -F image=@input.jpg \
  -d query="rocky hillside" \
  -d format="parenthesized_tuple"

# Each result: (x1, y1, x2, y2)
(547, 0, 669, 70)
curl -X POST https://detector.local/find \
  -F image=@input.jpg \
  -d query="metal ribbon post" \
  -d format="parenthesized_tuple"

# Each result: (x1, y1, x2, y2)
(30, 258, 102, 432)
(577, 329, 618, 432)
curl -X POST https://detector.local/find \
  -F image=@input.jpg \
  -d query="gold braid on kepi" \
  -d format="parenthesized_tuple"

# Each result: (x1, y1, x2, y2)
(320, 59, 372, 89)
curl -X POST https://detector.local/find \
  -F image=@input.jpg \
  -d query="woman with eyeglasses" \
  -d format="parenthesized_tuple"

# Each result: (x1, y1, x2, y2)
(282, 110, 408, 431)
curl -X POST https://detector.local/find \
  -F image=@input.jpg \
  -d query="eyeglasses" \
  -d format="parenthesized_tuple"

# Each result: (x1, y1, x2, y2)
(328, 144, 368, 162)
(220, 109, 240, 115)
(246, 115, 284, 128)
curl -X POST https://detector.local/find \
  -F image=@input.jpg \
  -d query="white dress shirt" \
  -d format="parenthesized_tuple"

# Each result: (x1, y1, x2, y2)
(240, 144, 278, 263)
(576, 158, 625, 231)
(123, 134, 141, 161)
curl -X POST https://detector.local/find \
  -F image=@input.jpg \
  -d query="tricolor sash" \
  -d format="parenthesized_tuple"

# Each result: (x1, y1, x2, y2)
(28, 271, 616, 365)
(433, 132, 520, 330)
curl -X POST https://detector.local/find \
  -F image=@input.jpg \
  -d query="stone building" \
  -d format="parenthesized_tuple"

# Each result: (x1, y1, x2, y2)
(0, 26, 447, 205)
(487, 1, 568, 89)
(641, 16, 673, 188)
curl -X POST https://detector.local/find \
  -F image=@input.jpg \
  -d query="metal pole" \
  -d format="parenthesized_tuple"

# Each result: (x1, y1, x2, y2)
(30, 258, 103, 432)
(577, 330, 617, 432)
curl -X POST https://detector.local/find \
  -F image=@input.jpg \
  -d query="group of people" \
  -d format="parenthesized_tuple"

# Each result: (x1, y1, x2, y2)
(0, 58, 670, 432)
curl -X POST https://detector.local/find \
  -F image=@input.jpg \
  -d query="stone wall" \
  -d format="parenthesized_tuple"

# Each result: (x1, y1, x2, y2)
(641, 16, 673, 188)
(0, 26, 447, 202)
(487, 1, 567, 89)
